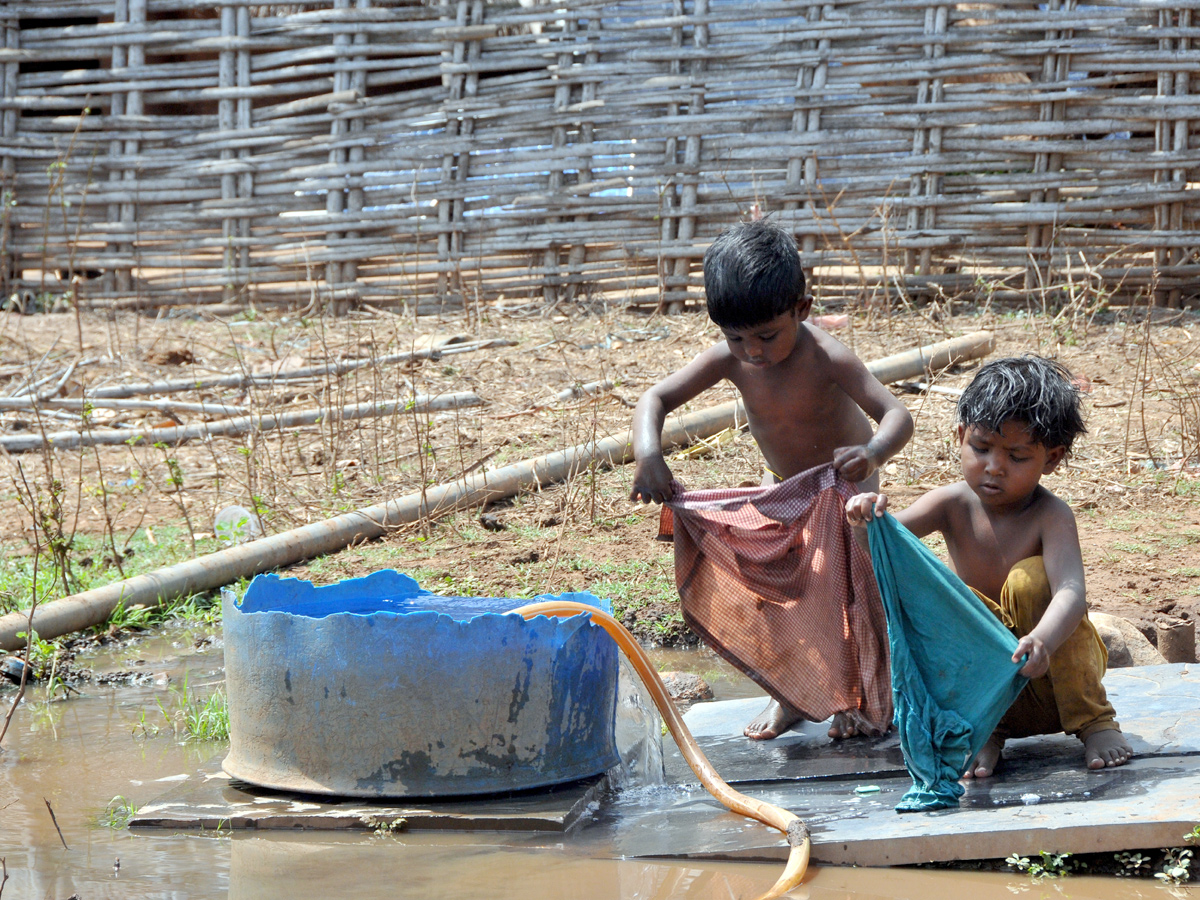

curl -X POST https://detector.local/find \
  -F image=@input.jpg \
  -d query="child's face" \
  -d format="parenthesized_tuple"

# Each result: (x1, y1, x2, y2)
(720, 308, 802, 369)
(958, 421, 1065, 509)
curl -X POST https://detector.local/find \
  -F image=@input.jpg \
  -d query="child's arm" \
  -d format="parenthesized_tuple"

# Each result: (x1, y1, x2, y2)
(844, 486, 951, 550)
(821, 338, 914, 483)
(1012, 501, 1087, 679)
(630, 346, 728, 503)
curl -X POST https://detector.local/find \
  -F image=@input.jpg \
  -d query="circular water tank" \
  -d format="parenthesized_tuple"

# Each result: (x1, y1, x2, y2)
(222, 571, 620, 797)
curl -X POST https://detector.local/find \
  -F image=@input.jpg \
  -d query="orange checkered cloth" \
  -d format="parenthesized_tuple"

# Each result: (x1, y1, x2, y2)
(662, 464, 893, 735)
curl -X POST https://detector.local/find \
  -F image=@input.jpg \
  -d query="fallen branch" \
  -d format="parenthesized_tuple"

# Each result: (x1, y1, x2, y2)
(0, 391, 486, 453)
(87, 339, 514, 399)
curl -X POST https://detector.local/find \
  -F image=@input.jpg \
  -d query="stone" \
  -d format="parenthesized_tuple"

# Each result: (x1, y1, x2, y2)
(658, 671, 714, 705)
(1091, 612, 1167, 667)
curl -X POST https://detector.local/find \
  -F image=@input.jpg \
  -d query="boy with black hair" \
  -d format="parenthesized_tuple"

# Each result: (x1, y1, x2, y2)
(631, 219, 914, 741)
(846, 355, 1133, 774)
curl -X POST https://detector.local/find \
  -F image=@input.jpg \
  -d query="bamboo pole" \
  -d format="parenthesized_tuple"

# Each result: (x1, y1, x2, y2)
(0, 330, 995, 650)
(86, 338, 511, 398)
(0, 390, 486, 454)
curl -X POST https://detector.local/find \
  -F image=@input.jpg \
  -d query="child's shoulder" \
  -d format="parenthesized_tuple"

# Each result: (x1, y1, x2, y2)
(799, 321, 875, 370)
(1027, 483, 1078, 525)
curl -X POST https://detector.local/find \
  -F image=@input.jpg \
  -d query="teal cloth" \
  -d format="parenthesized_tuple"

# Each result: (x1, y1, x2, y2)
(866, 512, 1029, 812)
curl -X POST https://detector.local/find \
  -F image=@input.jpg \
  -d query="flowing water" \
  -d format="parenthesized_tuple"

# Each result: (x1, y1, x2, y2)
(0, 632, 1178, 899)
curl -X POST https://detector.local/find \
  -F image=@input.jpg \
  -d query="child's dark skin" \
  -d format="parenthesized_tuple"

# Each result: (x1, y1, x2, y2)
(846, 420, 1134, 774)
(631, 295, 914, 740)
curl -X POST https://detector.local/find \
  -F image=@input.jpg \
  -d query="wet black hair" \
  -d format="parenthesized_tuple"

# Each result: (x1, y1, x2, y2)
(956, 355, 1087, 452)
(702, 220, 805, 329)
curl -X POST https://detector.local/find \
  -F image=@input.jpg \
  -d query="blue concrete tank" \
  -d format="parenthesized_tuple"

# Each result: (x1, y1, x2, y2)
(222, 571, 620, 798)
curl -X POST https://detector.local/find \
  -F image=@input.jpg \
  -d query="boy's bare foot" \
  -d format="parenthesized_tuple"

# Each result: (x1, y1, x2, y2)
(1085, 729, 1133, 770)
(962, 734, 1004, 778)
(743, 699, 803, 740)
(827, 711, 860, 739)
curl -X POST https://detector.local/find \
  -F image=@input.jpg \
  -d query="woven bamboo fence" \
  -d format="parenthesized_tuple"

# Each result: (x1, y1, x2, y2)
(0, 0, 1197, 315)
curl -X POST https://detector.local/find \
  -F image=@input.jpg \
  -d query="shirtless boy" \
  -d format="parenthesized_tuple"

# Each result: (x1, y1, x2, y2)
(846, 355, 1133, 774)
(630, 219, 914, 740)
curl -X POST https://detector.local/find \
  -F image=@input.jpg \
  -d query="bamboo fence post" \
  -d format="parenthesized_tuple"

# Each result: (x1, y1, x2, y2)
(786, 3, 830, 260)
(906, 3, 948, 280)
(1025, 0, 1074, 295)
(450, 0, 481, 311)
(116, 0, 147, 299)
(0, 12, 16, 299)
(327, 0, 351, 313)
(103, 0, 128, 298)
(436, 0, 471, 307)
(666, 0, 708, 315)
(1156, 7, 1191, 309)
(563, 14, 601, 305)
(543, 15, 574, 306)
(236, 5, 253, 294)
(655, 3, 685, 314)
(219, 4, 237, 301)
(342, 0, 371, 304)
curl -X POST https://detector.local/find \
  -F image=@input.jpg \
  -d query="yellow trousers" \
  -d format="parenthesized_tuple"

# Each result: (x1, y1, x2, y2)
(974, 557, 1118, 741)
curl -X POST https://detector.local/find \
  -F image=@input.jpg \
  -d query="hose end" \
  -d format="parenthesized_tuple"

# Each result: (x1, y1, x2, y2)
(786, 818, 810, 848)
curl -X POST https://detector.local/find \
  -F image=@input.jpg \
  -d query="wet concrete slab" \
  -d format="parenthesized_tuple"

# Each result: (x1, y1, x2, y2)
(130, 757, 605, 834)
(615, 663, 1200, 866)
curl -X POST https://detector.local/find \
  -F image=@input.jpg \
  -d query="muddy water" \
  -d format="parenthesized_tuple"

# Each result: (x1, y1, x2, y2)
(0, 634, 1171, 900)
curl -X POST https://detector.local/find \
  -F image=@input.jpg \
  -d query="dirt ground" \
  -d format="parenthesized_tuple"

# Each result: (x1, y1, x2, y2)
(2, 300, 1199, 656)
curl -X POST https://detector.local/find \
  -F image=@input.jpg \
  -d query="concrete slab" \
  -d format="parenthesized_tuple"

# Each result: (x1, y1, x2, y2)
(614, 663, 1200, 866)
(130, 758, 606, 834)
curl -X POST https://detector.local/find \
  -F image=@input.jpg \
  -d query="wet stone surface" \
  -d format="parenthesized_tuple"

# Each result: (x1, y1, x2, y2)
(610, 663, 1200, 866)
(130, 757, 608, 833)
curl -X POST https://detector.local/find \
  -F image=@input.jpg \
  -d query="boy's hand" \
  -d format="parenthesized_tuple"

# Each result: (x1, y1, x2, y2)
(1013, 635, 1051, 679)
(832, 444, 878, 483)
(631, 456, 675, 504)
(845, 492, 887, 527)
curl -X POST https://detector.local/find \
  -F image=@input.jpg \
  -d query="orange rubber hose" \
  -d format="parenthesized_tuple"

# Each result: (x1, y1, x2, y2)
(513, 600, 811, 899)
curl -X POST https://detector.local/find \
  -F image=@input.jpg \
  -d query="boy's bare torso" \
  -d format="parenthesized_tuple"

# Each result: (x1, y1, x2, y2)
(719, 325, 876, 482)
(925, 482, 1065, 601)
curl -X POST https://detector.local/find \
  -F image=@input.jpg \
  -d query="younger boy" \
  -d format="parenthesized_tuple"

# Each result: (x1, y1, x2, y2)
(846, 355, 1133, 774)
(630, 219, 914, 740)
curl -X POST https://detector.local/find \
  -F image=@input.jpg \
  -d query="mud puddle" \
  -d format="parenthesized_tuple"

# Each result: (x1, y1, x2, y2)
(0, 635, 1172, 900)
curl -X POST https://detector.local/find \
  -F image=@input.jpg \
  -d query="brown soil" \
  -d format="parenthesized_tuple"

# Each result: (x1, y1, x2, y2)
(2, 302, 1199, 656)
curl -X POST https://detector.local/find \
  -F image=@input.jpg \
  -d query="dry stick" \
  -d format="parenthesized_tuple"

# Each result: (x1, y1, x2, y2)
(34, 356, 88, 402)
(493, 379, 615, 419)
(86, 339, 513, 400)
(44, 798, 68, 850)
(0, 856, 7, 899)
(0, 398, 251, 415)
(4, 340, 61, 399)
(0, 392, 486, 454)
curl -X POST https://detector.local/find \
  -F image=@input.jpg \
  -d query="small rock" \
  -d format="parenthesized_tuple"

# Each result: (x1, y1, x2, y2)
(1091, 612, 1167, 667)
(1, 656, 32, 685)
(658, 671, 714, 705)
(479, 511, 506, 532)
